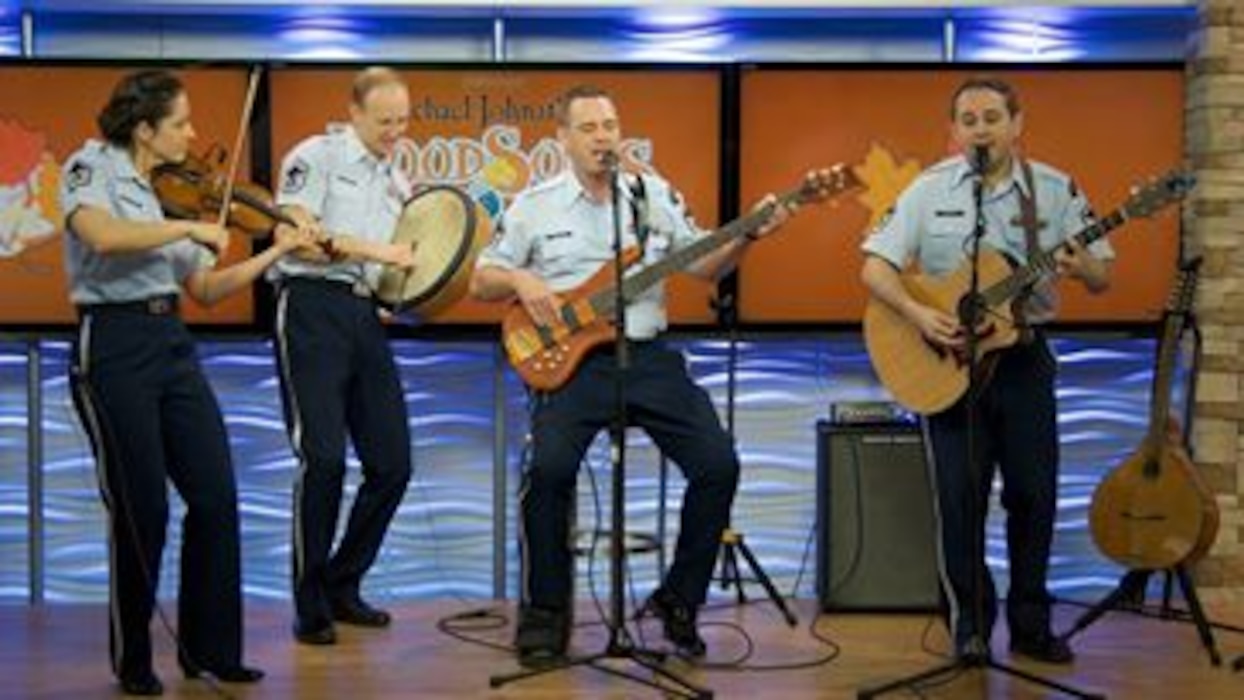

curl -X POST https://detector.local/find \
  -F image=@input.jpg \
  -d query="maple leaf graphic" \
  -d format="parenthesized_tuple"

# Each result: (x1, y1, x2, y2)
(854, 142, 922, 232)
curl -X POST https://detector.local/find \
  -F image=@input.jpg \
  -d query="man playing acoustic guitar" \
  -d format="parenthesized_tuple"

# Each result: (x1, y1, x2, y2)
(860, 76, 1113, 664)
(470, 84, 840, 667)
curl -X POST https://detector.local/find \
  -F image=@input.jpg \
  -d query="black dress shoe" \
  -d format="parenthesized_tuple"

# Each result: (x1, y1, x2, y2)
(330, 596, 392, 628)
(954, 638, 992, 664)
(1010, 634, 1075, 665)
(642, 587, 706, 658)
(119, 672, 164, 696)
(184, 665, 265, 683)
(515, 606, 570, 669)
(293, 619, 338, 645)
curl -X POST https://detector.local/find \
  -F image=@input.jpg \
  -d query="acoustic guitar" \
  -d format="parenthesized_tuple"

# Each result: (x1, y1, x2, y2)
(502, 165, 861, 391)
(863, 170, 1194, 415)
(1089, 257, 1220, 570)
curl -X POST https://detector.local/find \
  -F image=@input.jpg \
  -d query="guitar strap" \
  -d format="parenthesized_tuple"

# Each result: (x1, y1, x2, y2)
(1013, 159, 1043, 344)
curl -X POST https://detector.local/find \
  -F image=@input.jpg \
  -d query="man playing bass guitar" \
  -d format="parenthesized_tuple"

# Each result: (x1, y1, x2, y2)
(469, 84, 826, 667)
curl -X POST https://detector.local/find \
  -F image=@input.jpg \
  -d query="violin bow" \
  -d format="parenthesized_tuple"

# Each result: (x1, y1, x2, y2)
(215, 64, 263, 233)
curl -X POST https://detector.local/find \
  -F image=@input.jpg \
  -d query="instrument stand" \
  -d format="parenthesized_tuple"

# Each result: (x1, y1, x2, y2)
(1063, 290, 1232, 670)
(717, 528, 798, 627)
(710, 291, 797, 627)
(1059, 567, 1222, 666)
(490, 155, 711, 699)
(859, 149, 1101, 699)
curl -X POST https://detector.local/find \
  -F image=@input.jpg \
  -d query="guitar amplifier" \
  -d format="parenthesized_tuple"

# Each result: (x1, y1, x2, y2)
(829, 401, 916, 426)
(816, 419, 941, 611)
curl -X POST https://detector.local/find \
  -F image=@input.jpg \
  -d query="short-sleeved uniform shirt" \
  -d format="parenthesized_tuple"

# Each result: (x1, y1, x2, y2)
(861, 155, 1114, 323)
(476, 169, 703, 340)
(272, 126, 411, 291)
(61, 139, 212, 304)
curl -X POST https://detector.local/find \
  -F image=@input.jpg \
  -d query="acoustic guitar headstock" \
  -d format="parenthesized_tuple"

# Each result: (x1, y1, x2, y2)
(1123, 170, 1195, 220)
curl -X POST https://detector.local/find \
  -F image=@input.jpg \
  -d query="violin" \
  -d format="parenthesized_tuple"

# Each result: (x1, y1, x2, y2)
(155, 67, 337, 259)
(151, 150, 293, 238)
(151, 149, 339, 259)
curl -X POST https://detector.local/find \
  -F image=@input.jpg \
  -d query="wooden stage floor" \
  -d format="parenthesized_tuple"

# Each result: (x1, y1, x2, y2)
(3, 597, 1243, 698)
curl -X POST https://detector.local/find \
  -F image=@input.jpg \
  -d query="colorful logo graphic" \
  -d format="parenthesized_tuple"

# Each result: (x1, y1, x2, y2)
(0, 118, 63, 263)
(392, 123, 655, 222)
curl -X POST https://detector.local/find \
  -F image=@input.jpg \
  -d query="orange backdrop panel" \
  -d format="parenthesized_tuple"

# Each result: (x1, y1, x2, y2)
(739, 68, 1184, 323)
(0, 66, 253, 325)
(269, 68, 720, 325)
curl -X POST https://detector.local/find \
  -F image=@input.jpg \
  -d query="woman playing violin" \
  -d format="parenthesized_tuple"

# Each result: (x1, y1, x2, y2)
(60, 69, 316, 696)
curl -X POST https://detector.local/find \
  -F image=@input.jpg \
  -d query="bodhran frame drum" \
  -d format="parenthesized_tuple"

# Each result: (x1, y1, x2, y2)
(376, 185, 490, 318)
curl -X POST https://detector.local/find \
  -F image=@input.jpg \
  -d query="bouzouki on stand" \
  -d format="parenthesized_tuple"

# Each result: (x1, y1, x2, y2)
(1060, 256, 1225, 666)
(1089, 256, 1218, 570)
(864, 170, 1195, 415)
(501, 165, 861, 391)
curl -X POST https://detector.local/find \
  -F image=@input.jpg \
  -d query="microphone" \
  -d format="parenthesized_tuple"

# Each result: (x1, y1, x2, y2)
(598, 150, 620, 171)
(971, 144, 990, 175)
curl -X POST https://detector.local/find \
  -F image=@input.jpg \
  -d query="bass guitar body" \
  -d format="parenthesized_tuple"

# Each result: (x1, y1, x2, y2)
(501, 249, 638, 392)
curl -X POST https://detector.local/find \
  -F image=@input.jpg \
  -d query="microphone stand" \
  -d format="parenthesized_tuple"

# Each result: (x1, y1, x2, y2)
(859, 148, 1101, 699)
(490, 154, 711, 699)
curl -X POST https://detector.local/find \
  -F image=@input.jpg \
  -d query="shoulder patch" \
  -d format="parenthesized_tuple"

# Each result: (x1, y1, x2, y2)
(660, 183, 696, 222)
(874, 207, 895, 232)
(67, 160, 93, 192)
(488, 217, 506, 247)
(667, 185, 684, 209)
(1077, 198, 1097, 225)
(282, 158, 311, 194)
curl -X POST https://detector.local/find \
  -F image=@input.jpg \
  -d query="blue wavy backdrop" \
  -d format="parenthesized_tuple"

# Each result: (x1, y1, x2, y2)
(0, 333, 1175, 607)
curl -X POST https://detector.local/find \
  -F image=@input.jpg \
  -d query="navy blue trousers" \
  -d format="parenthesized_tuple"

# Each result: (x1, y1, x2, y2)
(519, 341, 740, 612)
(925, 334, 1060, 649)
(70, 303, 244, 682)
(274, 279, 412, 629)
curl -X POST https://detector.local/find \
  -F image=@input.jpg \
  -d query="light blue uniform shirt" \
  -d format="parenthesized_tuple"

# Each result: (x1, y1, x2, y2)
(272, 126, 409, 290)
(60, 139, 212, 305)
(476, 169, 702, 340)
(861, 154, 1114, 323)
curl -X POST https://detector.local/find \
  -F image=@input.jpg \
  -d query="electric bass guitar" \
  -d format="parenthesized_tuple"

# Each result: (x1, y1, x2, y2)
(502, 165, 861, 391)
(1089, 257, 1220, 570)
(864, 170, 1194, 415)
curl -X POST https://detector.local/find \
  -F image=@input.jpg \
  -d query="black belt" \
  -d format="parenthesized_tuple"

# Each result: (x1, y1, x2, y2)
(594, 338, 657, 356)
(77, 294, 179, 317)
(280, 276, 373, 300)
